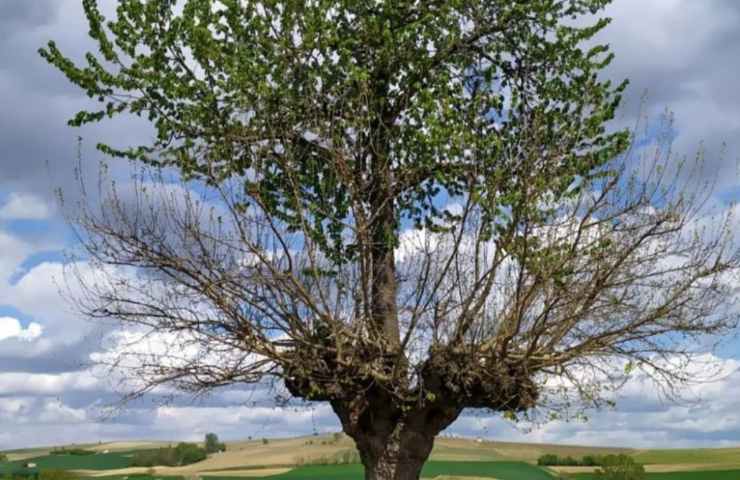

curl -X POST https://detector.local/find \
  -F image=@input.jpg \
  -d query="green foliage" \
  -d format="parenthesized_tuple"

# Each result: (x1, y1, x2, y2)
(582, 456, 603, 467)
(41, 0, 629, 261)
(538, 453, 560, 466)
(174, 443, 207, 466)
(537, 453, 603, 466)
(261, 439, 269, 446)
(204, 433, 225, 454)
(131, 444, 206, 467)
(0, 454, 7, 463)
(595, 454, 645, 480)
(49, 448, 96, 456)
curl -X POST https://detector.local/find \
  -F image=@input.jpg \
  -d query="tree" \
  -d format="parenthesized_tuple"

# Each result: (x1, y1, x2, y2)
(41, 2, 739, 480)
(596, 454, 645, 480)
(131, 444, 206, 467)
(174, 443, 208, 465)
(204, 433, 225, 453)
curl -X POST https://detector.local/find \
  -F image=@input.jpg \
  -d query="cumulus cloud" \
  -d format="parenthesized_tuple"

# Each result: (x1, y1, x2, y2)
(0, 316, 42, 341)
(0, 230, 35, 282)
(452, 354, 740, 448)
(0, 192, 52, 220)
(597, 0, 740, 191)
(0, 370, 102, 395)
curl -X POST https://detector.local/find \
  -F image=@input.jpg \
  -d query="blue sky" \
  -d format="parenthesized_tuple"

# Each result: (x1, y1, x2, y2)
(0, 0, 739, 449)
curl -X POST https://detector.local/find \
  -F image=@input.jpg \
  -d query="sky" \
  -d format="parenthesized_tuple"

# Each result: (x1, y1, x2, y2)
(0, 0, 739, 450)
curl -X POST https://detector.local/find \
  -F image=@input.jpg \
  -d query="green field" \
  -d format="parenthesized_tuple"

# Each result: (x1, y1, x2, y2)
(0, 451, 136, 472)
(572, 470, 740, 480)
(204, 461, 555, 480)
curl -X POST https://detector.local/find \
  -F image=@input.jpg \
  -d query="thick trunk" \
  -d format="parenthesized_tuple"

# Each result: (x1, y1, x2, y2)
(362, 447, 428, 480)
(355, 419, 435, 480)
(332, 393, 462, 480)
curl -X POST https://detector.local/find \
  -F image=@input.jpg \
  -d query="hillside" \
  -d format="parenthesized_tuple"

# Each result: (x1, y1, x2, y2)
(4, 435, 740, 478)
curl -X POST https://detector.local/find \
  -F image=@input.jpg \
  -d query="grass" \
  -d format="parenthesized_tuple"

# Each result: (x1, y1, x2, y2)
(571, 470, 740, 480)
(0, 451, 136, 471)
(204, 461, 555, 480)
(645, 472, 740, 480)
(631, 448, 740, 465)
(422, 461, 554, 479)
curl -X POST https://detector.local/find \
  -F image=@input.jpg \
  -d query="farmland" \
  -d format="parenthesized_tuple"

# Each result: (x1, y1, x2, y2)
(2, 435, 740, 480)
(0, 450, 137, 471)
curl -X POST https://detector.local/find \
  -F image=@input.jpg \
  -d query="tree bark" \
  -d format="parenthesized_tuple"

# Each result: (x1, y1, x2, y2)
(356, 425, 433, 480)
(332, 392, 462, 480)
(369, 157, 400, 348)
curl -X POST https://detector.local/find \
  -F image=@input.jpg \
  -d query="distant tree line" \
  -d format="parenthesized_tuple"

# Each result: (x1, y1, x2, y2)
(538, 453, 605, 466)
(538, 453, 645, 467)
(131, 443, 206, 467)
(49, 448, 96, 456)
(541, 453, 645, 480)
(596, 455, 645, 480)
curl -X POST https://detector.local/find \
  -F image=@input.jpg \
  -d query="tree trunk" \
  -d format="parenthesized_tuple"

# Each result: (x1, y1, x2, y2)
(369, 161, 400, 348)
(332, 394, 462, 480)
(355, 419, 435, 480)
(363, 449, 428, 480)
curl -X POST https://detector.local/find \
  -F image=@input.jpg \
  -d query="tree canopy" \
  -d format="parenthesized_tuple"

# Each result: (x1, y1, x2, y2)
(42, 1, 739, 479)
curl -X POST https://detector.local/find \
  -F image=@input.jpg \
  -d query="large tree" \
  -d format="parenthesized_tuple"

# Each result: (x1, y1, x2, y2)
(42, 1, 738, 479)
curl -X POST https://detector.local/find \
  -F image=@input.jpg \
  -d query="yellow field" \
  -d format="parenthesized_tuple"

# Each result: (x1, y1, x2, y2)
(89, 441, 171, 452)
(430, 437, 630, 463)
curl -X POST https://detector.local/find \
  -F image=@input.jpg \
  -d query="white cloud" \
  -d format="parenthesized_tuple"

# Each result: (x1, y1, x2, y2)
(0, 370, 101, 395)
(0, 230, 34, 282)
(450, 354, 740, 448)
(0, 359, 736, 449)
(0, 316, 43, 341)
(0, 192, 52, 220)
(597, 0, 740, 189)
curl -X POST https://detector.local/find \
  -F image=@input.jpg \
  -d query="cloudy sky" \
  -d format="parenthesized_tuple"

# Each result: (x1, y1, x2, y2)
(1, 0, 739, 450)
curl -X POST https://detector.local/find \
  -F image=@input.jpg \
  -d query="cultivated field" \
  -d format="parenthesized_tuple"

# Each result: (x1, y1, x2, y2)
(2, 434, 740, 480)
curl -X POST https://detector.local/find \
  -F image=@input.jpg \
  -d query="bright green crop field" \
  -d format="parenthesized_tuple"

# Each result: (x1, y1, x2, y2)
(204, 461, 554, 480)
(0, 451, 135, 472)
(572, 470, 740, 480)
